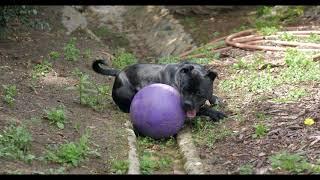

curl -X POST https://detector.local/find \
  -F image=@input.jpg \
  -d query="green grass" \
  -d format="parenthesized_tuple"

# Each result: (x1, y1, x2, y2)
(219, 67, 276, 93)
(211, 31, 220, 39)
(280, 32, 297, 42)
(190, 57, 217, 65)
(254, 6, 280, 35)
(269, 151, 320, 174)
(110, 160, 129, 174)
(5, 169, 23, 174)
(232, 58, 250, 70)
(72, 69, 112, 111)
(233, 54, 265, 71)
(158, 156, 172, 169)
(231, 25, 251, 33)
(252, 123, 268, 139)
(31, 60, 52, 78)
(254, 6, 304, 35)
(272, 88, 308, 103)
(278, 32, 320, 43)
(137, 136, 176, 150)
(256, 6, 273, 17)
(73, 122, 81, 133)
(49, 51, 60, 60)
(72, 69, 90, 105)
(181, 17, 197, 30)
(83, 49, 92, 59)
(164, 40, 224, 65)
(255, 112, 270, 121)
(233, 113, 246, 123)
(0, 6, 50, 31)
(160, 56, 215, 65)
(137, 136, 176, 174)
(0, 6, 40, 38)
(239, 164, 254, 174)
(2, 84, 17, 107)
(138, 136, 156, 148)
(158, 44, 223, 65)
(112, 49, 137, 69)
(284, 48, 312, 68)
(192, 118, 233, 148)
(278, 33, 320, 43)
(139, 151, 173, 174)
(31, 60, 52, 85)
(258, 26, 279, 36)
(280, 49, 320, 83)
(93, 26, 130, 50)
(64, 37, 80, 61)
(45, 130, 100, 166)
(307, 33, 320, 43)
(187, 42, 223, 60)
(47, 167, 66, 174)
(219, 48, 320, 94)
(45, 105, 67, 129)
(279, 6, 304, 24)
(0, 123, 35, 162)
(140, 151, 158, 174)
(158, 56, 180, 64)
(94, 26, 113, 37)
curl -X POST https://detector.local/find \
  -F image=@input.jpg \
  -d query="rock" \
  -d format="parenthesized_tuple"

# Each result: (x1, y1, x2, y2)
(122, 6, 197, 57)
(258, 152, 266, 157)
(87, 6, 127, 31)
(255, 167, 269, 174)
(173, 170, 185, 174)
(65, 5, 197, 61)
(302, 6, 320, 19)
(177, 127, 205, 174)
(166, 6, 238, 15)
(61, 6, 88, 35)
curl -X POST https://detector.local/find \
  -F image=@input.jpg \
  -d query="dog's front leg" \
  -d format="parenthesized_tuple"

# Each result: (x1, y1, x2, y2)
(208, 95, 219, 105)
(197, 105, 227, 121)
(208, 94, 226, 106)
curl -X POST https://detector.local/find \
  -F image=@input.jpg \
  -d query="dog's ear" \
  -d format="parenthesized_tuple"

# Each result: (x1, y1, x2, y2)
(207, 70, 218, 81)
(180, 65, 194, 74)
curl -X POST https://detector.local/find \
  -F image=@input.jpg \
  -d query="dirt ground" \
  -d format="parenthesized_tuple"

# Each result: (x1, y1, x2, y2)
(1, 6, 320, 175)
(0, 6, 129, 174)
(175, 7, 320, 174)
(199, 52, 320, 174)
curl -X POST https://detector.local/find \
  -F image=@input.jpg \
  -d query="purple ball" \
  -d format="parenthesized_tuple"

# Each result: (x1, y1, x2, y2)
(130, 83, 186, 139)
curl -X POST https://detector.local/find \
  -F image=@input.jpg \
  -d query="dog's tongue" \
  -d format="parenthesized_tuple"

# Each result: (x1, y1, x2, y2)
(186, 109, 197, 118)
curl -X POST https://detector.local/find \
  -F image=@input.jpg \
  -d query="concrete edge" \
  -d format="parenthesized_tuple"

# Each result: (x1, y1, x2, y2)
(125, 121, 140, 174)
(177, 126, 205, 174)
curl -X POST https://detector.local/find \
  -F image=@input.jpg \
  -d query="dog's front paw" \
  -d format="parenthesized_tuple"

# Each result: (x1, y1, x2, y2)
(209, 110, 227, 121)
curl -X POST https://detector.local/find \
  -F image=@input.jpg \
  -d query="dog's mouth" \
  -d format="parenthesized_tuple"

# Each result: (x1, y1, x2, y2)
(186, 109, 197, 118)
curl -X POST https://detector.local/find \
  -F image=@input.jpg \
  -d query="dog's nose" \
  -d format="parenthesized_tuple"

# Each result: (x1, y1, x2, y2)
(183, 100, 193, 110)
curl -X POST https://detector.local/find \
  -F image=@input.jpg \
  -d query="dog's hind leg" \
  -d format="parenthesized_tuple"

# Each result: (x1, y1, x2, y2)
(112, 86, 136, 113)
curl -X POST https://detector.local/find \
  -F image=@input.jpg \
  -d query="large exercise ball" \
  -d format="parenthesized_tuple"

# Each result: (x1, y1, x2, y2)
(130, 83, 185, 139)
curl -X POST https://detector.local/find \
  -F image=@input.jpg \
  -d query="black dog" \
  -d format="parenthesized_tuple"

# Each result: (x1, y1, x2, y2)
(92, 59, 226, 121)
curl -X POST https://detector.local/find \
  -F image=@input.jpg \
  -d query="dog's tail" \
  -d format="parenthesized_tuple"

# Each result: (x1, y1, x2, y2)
(92, 59, 120, 77)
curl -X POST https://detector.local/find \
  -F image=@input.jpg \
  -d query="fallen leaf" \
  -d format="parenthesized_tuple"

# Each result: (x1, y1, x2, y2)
(304, 118, 315, 126)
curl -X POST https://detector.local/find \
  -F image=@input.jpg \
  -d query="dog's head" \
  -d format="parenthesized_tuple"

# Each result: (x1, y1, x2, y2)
(176, 61, 218, 119)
